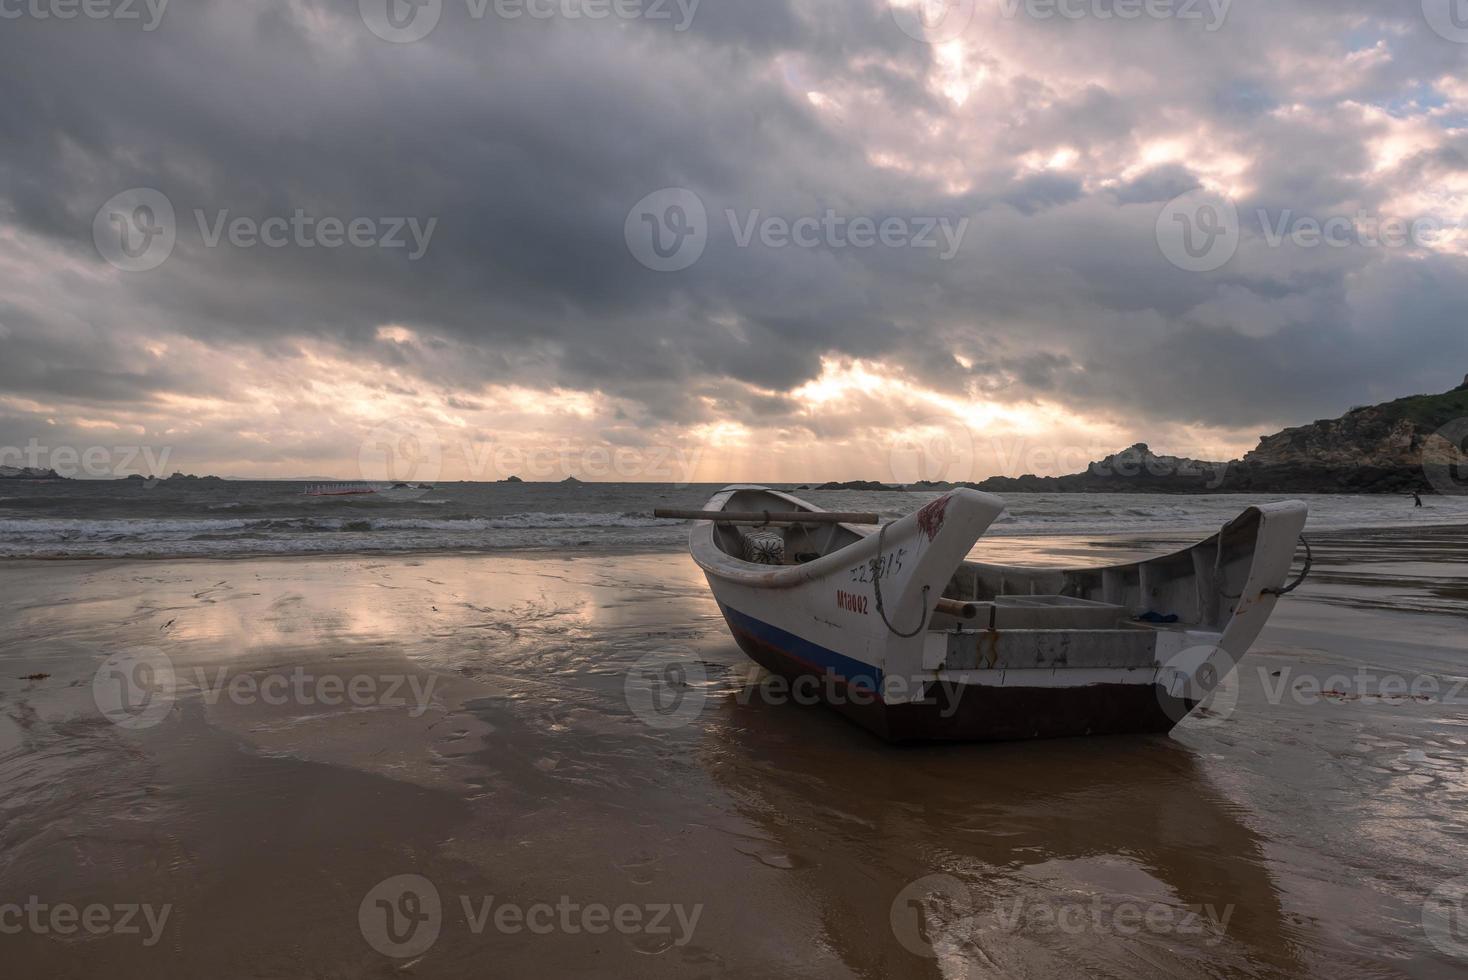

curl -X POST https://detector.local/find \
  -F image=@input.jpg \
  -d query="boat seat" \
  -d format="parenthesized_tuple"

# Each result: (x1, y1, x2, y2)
(941, 625, 1159, 670)
(953, 595, 1131, 630)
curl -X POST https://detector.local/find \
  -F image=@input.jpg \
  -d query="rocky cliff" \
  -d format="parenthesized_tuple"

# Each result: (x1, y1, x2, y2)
(972, 375, 1468, 495)
(1218, 375, 1468, 493)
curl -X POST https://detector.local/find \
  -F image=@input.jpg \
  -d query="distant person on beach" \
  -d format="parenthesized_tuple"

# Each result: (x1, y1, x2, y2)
(1412, 491, 1423, 508)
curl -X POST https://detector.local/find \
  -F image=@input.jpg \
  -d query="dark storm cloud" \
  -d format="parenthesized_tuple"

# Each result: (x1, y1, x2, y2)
(0, 0, 1466, 466)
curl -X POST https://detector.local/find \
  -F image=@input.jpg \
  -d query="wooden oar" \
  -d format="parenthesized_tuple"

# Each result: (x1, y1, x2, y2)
(654, 508, 880, 525)
(935, 598, 980, 620)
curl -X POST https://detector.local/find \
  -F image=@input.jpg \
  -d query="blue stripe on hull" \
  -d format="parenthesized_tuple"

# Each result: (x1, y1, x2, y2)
(719, 602, 884, 692)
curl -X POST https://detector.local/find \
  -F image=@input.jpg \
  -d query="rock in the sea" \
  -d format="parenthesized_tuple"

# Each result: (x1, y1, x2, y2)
(813, 480, 904, 491)
(0, 466, 65, 480)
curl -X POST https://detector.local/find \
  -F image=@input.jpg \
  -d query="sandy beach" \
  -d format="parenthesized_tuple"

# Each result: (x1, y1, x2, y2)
(1, 525, 1466, 978)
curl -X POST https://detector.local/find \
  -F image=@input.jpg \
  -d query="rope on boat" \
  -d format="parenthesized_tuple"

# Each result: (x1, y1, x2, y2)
(1263, 534, 1313, 596)
(870, 523, 930, 638)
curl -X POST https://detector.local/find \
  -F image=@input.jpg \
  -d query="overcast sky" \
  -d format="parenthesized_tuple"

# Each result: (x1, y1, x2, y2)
(2, 0, 1466, 482)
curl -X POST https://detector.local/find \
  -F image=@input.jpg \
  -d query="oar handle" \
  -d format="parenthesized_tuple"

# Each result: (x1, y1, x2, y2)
(653, 509, 880, 525)
(935, 598, 980, 620)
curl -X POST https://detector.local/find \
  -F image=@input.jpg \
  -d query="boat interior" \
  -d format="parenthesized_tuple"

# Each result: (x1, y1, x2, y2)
(711, 488, 1263, 638)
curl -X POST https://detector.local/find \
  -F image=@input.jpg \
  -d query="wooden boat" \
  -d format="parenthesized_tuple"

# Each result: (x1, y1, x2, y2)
(662, 486, 1309, 743)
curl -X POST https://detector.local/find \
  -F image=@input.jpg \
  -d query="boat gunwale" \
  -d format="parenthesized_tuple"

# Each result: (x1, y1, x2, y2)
(690, 484, 1309, 589)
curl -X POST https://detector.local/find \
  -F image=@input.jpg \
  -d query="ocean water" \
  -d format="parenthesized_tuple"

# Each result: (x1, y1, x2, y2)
(0, 480, 1463, 559)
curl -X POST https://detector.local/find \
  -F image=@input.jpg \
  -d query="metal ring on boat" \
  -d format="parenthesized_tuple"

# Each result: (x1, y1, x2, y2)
(1263, 535, 1313, 596)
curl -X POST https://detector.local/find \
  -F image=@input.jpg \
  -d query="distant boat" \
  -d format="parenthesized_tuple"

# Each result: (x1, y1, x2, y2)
(659, 486, 1308, 743)
(302, 483, 377, 496)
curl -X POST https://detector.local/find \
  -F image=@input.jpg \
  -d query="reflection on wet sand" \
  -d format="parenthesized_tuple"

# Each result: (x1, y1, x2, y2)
(0, 530, 1465, 978)
(705, 692, 1302, 979)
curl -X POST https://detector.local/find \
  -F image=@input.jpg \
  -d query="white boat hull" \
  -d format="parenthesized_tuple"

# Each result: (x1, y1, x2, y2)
(688, 486, 1308, 742)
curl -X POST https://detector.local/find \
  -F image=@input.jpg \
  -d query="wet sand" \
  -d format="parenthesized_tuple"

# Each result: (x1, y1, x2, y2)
(0, 526, 1465, 978)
